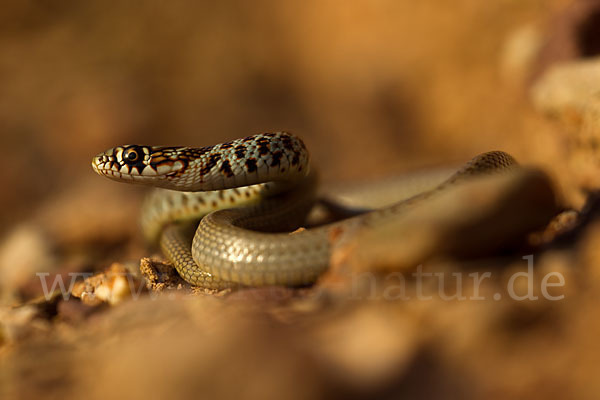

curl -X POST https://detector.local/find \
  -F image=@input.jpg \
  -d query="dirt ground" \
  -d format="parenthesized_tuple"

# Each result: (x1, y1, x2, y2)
(2, 0, 600, 399)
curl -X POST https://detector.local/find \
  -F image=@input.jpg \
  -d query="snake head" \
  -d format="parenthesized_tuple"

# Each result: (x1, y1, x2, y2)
(91, 145, 189, 187)
(92, 133, 311, 191)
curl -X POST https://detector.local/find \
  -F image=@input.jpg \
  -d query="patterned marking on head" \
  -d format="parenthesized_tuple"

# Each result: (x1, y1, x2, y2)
(245, 158, 257, 173)
(234, 145, 246, 159)
(220, 160, 234, 177)
(281, 135, 294, 151)
(257, 141, 270, 156)
(200, 153, 221, 176)
(270, 151, 282, 167)
(92, 145, 192, 180)
(291, 153, 300, 167)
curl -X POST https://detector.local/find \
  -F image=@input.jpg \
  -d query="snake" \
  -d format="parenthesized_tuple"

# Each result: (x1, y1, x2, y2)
(91, 132, 517, 289)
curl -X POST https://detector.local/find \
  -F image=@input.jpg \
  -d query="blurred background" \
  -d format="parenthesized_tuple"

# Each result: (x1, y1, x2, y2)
(4, 0, 600, 399)
(0, 0, 574, 231)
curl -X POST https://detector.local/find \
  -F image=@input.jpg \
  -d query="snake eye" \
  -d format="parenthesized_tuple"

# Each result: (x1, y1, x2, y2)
(124, 148, 139, 163)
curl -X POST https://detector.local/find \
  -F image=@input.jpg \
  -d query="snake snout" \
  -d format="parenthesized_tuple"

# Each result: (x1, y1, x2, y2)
(91, 153, 106, 174)
(91, 149, 128, 179)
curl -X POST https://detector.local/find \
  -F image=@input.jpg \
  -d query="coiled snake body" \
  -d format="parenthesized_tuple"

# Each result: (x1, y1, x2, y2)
(92, 132, 516, 289)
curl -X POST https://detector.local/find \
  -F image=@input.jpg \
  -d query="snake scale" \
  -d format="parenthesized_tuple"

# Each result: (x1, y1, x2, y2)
(92, 132, 516, 289)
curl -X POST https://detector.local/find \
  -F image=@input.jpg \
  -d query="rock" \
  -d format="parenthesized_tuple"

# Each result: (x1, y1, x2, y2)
(531, 57, 600, 195)
(71, 263, 144, 306)
(0, 224, 56, 305)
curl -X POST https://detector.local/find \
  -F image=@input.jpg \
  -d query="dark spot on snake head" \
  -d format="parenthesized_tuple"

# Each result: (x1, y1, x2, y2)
(192, 145, 214, 158)
(298, 138, 307, 151)
(281, 136, 294, 151)
(255, 136, 270, 143)
(270, 150, 282, 167)
(245, 158, 257, 173)
(235, 145, 246, 159)
(200, 153, 221, 176)
(291, 153, 300, 167)
(220, 160, 234, 177)
(258, 142, 270, 156)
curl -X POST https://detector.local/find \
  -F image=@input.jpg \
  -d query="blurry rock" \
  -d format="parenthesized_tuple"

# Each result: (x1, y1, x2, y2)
(71, 263, 144, 306)
(56, 298, 103, 323)
(139, 257, 191, 292)
(529, 209, 579, 246)
(0, 305, 40, 347)
(533, 0, 600, 80)
(531, 57, 600, 195)
(500, 24, 544, 86)
(579, 220, 600, 285)
(0, 297, 56, 347)
(224, 286, 299, 303)
(531, 57, 600, 128)
(0, 177, 144, 305)
(26, 296, 324, 400)
(309, 304, 420, 388)
(0, 223, 56, 305)
(35, 178, 141, 248)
